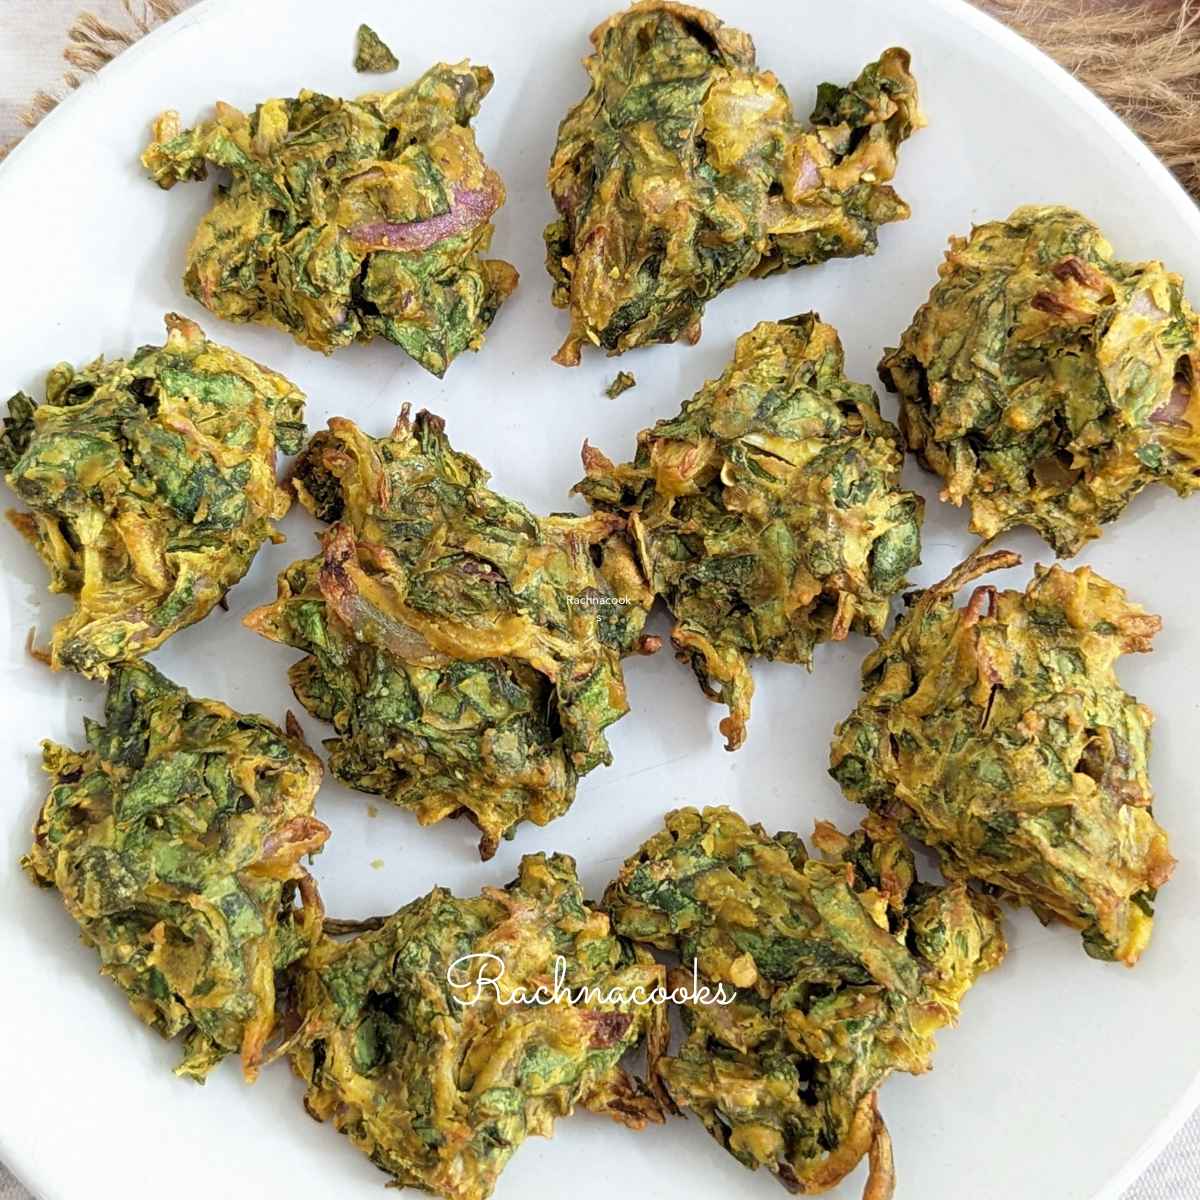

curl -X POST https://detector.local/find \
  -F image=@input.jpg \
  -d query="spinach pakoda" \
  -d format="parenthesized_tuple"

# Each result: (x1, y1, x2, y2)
(603, 806, 1005, 1198)
(881, 205, 1200, 556)
(143, 62, 517, 376)
(354, 24, 399, 74)
(575, 314, 923, 750)
(830, 550, 1174, 965)
(0, 314, 305, 678)
(22, 661, 327, 1081)
(247, 407, 656, 858)
(546, 1, 923, 363)
(290, 852, 666, 1200)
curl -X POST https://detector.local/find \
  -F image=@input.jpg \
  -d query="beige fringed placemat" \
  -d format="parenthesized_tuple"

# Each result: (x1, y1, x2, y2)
(0, 0, 181, 157)
(0, 1, 1198, 1199)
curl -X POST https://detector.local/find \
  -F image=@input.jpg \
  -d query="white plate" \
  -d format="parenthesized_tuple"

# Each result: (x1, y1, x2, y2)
(0, 1, 1196, 1197)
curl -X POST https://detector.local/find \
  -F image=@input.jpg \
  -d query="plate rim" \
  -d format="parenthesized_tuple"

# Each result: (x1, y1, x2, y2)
(1, 1, 1198, 1197)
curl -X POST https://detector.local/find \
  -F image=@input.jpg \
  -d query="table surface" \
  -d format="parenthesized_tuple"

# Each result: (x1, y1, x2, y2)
(0, 2, 1197, 1198)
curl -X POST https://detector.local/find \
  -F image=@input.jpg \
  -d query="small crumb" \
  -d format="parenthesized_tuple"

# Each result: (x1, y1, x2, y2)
(604, 370, 637, 399)
(367, 803, 379, 818)
(370, 858, 385, 870)
(354, 24, 399, 73)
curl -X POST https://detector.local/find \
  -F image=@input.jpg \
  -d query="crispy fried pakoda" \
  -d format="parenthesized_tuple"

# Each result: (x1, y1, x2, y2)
(830, 550, 1174, 965)
(881, 205, 1200, 556)
(290, 852, 666, 1200)
(604, 805, 1005, 1197)
(23, 661, 327, 1081)
(575, 315, 923, 749)
(143, 63, 517, 376)
(247, 407, 657, 858)
(0, 314, 304, 678)
(546, 1, 922, 363)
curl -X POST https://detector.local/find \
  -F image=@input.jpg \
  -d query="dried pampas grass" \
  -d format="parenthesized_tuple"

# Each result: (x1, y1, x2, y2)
(976, 0, 1200, 197)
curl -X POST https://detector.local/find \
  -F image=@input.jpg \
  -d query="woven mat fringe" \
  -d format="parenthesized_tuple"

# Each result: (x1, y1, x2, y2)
(1, 0, 1199, 199)
(979, 0, 1200, 196)
(0, 0, 181, 160)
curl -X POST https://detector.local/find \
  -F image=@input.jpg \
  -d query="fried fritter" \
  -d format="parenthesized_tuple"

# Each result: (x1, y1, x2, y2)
(143, 63, 517, 376)
(290, 852, 666, 1200)
(22, 661, 327, 1081)
(247, 407, 656, 858)
(605, 370, 637, 399)
(603, 806, 1005, 1198)
(0, 314, 304, 678)
(830, 550, 1174, 965)
(881, 205, 1200, 556)
(575, 314, 923, 749)
(354, 24, 399, 73)
(546, 1, 922, 363)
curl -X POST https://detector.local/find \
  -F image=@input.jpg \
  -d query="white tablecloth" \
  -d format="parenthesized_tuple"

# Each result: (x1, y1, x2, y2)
(0, 1, 1197, 1197)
